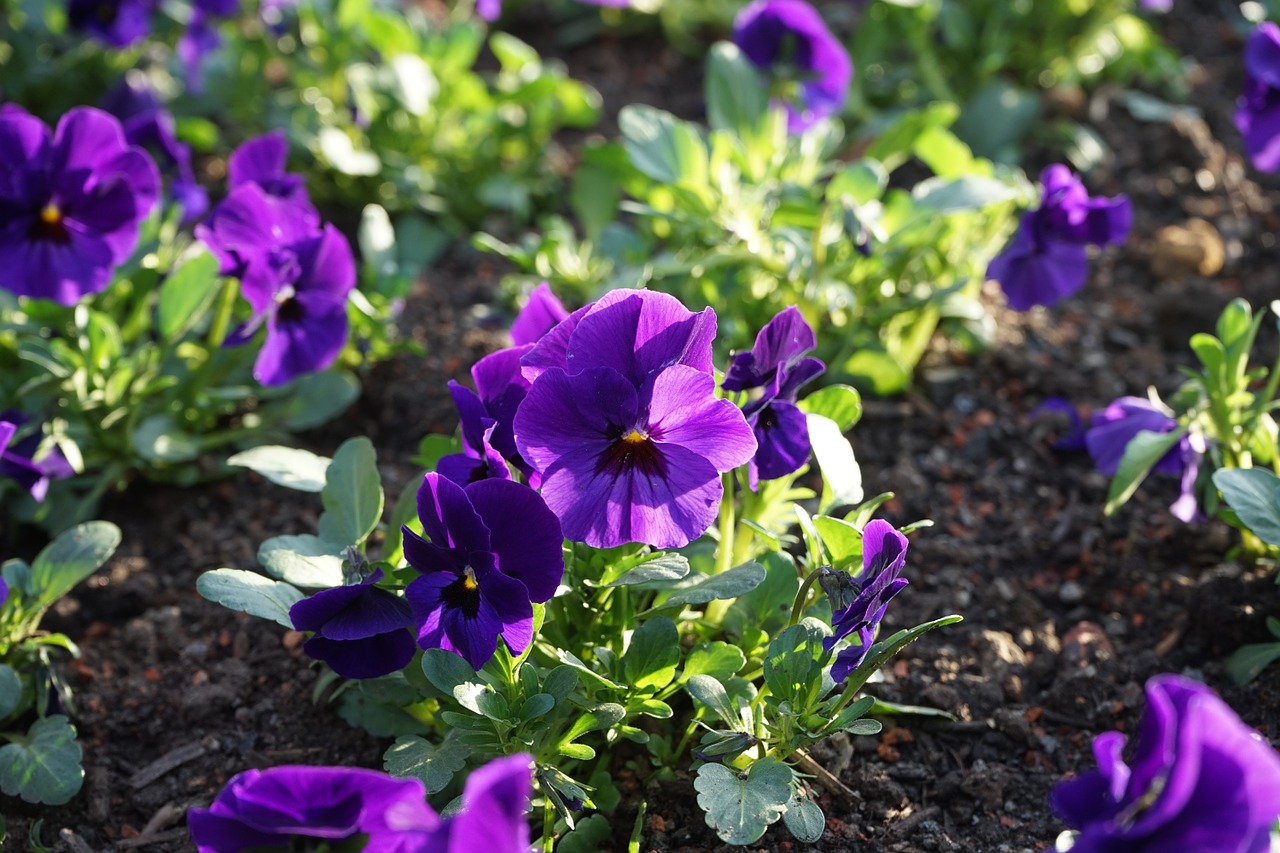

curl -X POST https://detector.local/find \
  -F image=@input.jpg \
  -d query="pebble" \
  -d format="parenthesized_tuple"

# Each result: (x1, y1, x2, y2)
(1058, 580, 1085, 604)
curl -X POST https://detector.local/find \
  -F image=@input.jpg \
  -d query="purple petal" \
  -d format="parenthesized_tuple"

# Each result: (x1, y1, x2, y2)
(987, 214, 1091, 310)
(253, 300, 348, 387)
(443, 754, 533, 853)
(565, 289, 717, 385)
(643, 365, 757, 472)
(748, 399, 811, 483)
(723, 306, 817, 392)
(415, 473, 492, 553)
(462, 478, 564, 603)
(510, 282, 569, 346)
(520, 303, 591, 383)
(514, 366, 639, 477)
(302, 631, 416, 680)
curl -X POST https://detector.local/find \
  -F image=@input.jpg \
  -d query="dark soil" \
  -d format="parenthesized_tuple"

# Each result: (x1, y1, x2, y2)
(7, 2, 1280, 851)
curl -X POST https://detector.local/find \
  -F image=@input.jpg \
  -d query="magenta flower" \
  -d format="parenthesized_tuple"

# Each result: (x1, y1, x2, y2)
(987, 165, 1130, 310)
(1085, 396, 1204, 523)
(723, 306, 825, 487)
(1051, 674, 1280, 853)
(514, 289, 756, 549)
(732, 0, 853, 132)
(289, 569, 416, 680)
(402, 473, 563, 670)
(1238, 23, 1280, 173)
(0, 412, 75, 502)
(820, 519, 909, 684)
(187, 764, 436, 852)
(0, 106, 159, 305)
(510, 282, 569, 347)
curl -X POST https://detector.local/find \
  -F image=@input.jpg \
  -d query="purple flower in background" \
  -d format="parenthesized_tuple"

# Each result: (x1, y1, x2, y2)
(178, 0, 241, 92)
(402, 473, 563, 670)
(1085, 396, 1205, 523)
(987, 164, 1130, 310)
(413, 754, 535, 851)
(437, 380, 513, 486)
(514, 289, 756, 549)
(0, 106, 159, 306)
(1032, 397, 1088, 452)
(187, 764, 437, 852)
(732, 0, 853, 132)
(1139, 0, 1171, 9)
(289, 569, 415, 680)
(101, 75, 208, 223)
(723, 306, 825, 487)
(1238, 23, 1280, 173)
(67, 0, 154, 47)
(0, 413, 75, 503)
(821, 519, 909, 684)
(510, 282, 569, 347)
(227, 132, 314, 214)
(197, 184, 355, 386)
(1050, 674, 1280, 853)
(0, 577, 8, 608)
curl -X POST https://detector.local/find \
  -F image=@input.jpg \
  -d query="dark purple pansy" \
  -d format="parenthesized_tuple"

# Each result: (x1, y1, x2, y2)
(66, 0, 154, 47)
(732, 0, 853, 133)
(0, 577, 8, 608)
(1085, 396, 1205, 523)
(0, 106, 160, 306)
(177, 0, 241, 93)
(288, 569, 415, 680)
(227, 132, 314, 214)
(413, 754, 535, 851)
(402, 473, 563, 670)
(987, 164, 1130, 310)
(723, 306, 826, 487)
(437, 380, 513, 486)
(514, 289, 756, 549)
(821, 519, 909, 684)
(1050, 674, 1280, 853)
(0, 412, 75, 502)
(187, 764, 437, 852)
(197, 183, 355, 386)
(510, 282, 569, 347)
(1032, 397, 1088, 453)
(1238, 23, 1280, 173)
(438, 346, 537, 487)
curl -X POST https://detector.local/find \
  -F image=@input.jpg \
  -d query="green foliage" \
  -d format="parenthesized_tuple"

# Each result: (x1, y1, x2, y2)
(694, 758, 794, 845)
(0, 715, 83, 805)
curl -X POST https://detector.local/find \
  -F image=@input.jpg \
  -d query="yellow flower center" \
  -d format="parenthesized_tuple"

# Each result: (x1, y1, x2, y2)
(463, 566, 479, 592)
(40, 203, 62, 226)
(621, 429, 649, 444)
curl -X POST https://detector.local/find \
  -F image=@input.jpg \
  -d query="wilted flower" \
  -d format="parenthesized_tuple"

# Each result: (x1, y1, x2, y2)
(732, 0, 853, 132)
(187, 764, 436, 852)
(821, 519, 909, 684)
(402, 473, 563, 670)
(197, 183, 355, 386)
(67, 0, 153, 46)
(0, 106, 159, 306)
(510, 282, 569, 347)
(1050, 674, 1280, 853)
(1237, 22, 1280, 173)
(514, 289, 756, 549)
(723, 306, 825, 487)
(1085, 396, 1204, 523)
(0, 412, 75, 502)
(288, 569, 416, 680)
(987, 164, 1130, 310)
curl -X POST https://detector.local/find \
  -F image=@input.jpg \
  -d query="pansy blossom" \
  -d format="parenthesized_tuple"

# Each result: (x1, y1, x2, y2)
(1237, 22, 1280, 173)
(0, 412, 75, 502)
(288, 568, 416, 680)
(820, 519, 909, 684)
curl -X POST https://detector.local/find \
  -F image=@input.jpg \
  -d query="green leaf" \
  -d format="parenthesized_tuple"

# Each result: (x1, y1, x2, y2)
(1227, 641, 1280, 685)
(421, 649, 480, 696)
(520, 693, 556, 721)
(0, 665, 22, 719)
(604, 553, 690, 587)
(227, 446, 330, 492)
(543, 666, 580, 701)
(680, 643, 747, 684)
(132, 414, 201, 463)
(619, 105, 708, 187)
(0, 716, 83, 805)
(763, 621, 829, 705)
(30, 522, 120, 609)
(656, 561, 766, 610)
(558, 814, 613, 853)
(812, 516, 863, 571)
(684, 674, 740, 728)
(623, 618, 681, 691)
(799, 385, 862, 432)
(952, 80, 1040, 161)
(1104, 429, 1187, 516)
(257, 535, 345, 588)
(157, 250, 221, 341)
(338, 688, 425, 737)
(783, 790, 826, 843)
(694, 758, 793, 845)
(1213, 468, 1280, 547)
(558, 703, 626, 758)
(268, 370, 361, 431)
(196, 569, 304, 628)
(912, 126, 973, 179)
(846, 718, 883, 736)
(383, 736, 468, 794)
(705, 42, 766, 134)
(807, 414, 863, 510)
(912, 175, 1018, 213)
(843, 615, 964, 688)
(827, 160, 888, 206)
(319, 437, 384, 548)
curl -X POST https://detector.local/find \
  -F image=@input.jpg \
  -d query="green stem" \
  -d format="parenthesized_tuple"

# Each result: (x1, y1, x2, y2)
(788, 569, 825, 627)
(704, 473, 738, 627)
(207, 277, 240, 349)
(542, 791, 556, 853)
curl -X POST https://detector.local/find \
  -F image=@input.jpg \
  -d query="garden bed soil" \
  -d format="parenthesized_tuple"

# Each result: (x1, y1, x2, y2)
(7, 2, 1280, 850)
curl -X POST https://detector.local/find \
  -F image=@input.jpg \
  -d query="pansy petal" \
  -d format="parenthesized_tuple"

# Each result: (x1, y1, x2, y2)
(644, 365, 757, 472)
(463, 479, 564, 603)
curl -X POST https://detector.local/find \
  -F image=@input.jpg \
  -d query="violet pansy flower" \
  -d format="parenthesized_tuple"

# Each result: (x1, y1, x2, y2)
(987, 164, 1130, 310)
(0, 106, 160, 306)
(197, 183, 355, 387)
(1050, 674, 1280, 853)
(723, 306, 825, 488)
(820, 519, 909, 684)
(514, 289, 757, 549)
(437, 380, 513, 486)
(412, 754, 535, 851)
(510, 282, 569, 347)
(402, 473, 563, 670)
(1085, 396, 1205, 523)
(0, 412, 75, 502)
(0, 577, 8, 608)
(1237, 23, 1280, 173)
(732, 0, 853, 133)
(289, 568, 416, 680)
(227, 131, 315, 214)
(438, 346, 538, 487)
(187, 764, 437, 852)
(67, 0, 154, 47)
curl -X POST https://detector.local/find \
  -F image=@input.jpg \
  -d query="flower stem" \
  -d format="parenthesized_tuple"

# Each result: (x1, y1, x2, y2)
(789, 568, 824, 628)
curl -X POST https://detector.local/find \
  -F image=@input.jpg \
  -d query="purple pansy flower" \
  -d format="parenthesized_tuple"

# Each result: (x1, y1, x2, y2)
(411, 754, 535, 851)
(514, 289, 757, 549)
(1237, 23, 1280, 173)
(197, 184, 355, 386)
(438, 346, 538, 487)
(723, 306, 825, 487)
(178, 0, 241, 93)
(288, 569, 416, 680)
(987, 164, 1131, 310)
(1085, 396, 1205, 523)
(1032, 397, 1089, 453)
(0, 412, 75, 502)
(67, 0, 154, 47)
(732, 0, 853, 133)
(510, 282, 569, 347)
(437, 380, 513, 486)
(187, 764, 437, 852)
(227, 132, 314, 214)
(0, 106, 160, 306)
(0, 577, 8, 608)
(1050, 674, 1280, 853)
(820, 519, 909, 684)
(1139, 0, 1171, 9)
(402, 473, 563, 670)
